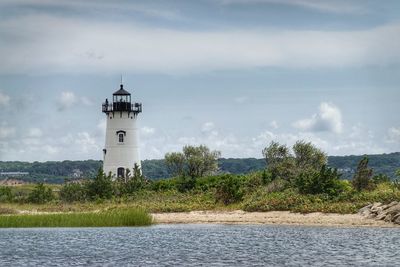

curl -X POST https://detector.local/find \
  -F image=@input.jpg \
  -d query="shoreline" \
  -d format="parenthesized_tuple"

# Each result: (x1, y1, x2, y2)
(152, 210, 397, 228)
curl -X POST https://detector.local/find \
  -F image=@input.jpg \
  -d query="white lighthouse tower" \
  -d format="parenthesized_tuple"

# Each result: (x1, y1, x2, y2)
(102, 84, 142, 178)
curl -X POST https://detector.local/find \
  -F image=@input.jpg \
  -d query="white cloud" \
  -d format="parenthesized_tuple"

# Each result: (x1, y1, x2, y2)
(293, 102, 343, 134)
(58, 91, 77, 111)
(140, 126, 155, 137)
(57, 91, 93, 111)
(386, 127, 400, 144)
(0, 92, 10, 106)
(28, 128, 43, 138)
(201, 122, 215, 133)
(0, 126, 15, 139)
(269, 120, 279, 129)
(75, 132, 99, 154)
(97, 119, 107, 135)
(0, 15, 399, 75)
(81, 96, 93, 106)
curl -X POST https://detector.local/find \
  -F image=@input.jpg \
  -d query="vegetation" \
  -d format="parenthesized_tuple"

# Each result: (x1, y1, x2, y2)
(28, 183, 54, 204)
(0, 209, 152, 228)
(352, 157, 374, 191)
(1, 143, 400, 218)
(165, 145, 220, 191)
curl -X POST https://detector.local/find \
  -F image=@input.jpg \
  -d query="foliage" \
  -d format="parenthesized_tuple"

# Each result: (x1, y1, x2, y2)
(352, 157, 374, 191)
(262, 141, 327, 181)
(262, 141, 294, 180)
(0, 186, 13, 202)
(115, 164, 148, 195)
(293, 140, 327, 171)
(86, 169, 114, 200)
(294, 165, 343, 196)
(372, 174, 390, 185)
(59, 183, 87, 202)
(176, 176, 196, 192)
(165, 145, 221, 179)
(27, 183, 54, 204)
(215, 174, 244, 205)
(0, 209, 152, 228)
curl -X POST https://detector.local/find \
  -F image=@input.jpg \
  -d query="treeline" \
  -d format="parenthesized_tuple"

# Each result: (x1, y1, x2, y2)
(0, 152, 400, 183)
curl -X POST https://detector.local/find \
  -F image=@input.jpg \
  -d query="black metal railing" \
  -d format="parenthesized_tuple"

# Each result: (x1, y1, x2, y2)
(102, 102, 142, 114)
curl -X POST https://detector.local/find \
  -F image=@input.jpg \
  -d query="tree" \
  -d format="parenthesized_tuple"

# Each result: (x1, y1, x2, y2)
(262, 141, 295, 180)
(165, 145, 220, 192)
(292, 140, 327, 171)
(396, 169, 400, 178)
(165, 145, 221, 179)
(165, 152, 185, 177)
(262, 140, 327, 181)
(352, 156, 374, 191)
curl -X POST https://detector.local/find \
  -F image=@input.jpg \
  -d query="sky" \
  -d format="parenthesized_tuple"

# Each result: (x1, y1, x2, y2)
(0, 0, 399, 162)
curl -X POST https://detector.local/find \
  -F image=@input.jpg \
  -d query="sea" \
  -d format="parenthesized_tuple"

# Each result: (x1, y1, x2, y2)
(0, 224, 399, 266)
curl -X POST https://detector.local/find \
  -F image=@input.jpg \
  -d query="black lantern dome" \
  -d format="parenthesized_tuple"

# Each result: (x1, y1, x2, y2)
(102, 84, 142, 115)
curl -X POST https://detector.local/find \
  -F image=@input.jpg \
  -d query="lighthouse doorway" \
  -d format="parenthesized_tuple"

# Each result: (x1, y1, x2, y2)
(117, 167, 125, 178)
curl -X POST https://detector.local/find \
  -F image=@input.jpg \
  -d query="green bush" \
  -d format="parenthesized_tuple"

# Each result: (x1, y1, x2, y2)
(294, 165, 343, 196)
(60, 183, 87, 202)
(372, 174, 390, 185)
(86, 169, 114, 200)
(28, 183, 55, 204)
(176, 176, 196, 192)
(0, 186, 13, 202)
(215, 174, 244, 205)
(150, 178, 178, 191)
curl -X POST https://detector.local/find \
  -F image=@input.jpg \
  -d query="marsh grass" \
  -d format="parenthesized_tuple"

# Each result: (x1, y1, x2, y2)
(0, 209, 152, 228)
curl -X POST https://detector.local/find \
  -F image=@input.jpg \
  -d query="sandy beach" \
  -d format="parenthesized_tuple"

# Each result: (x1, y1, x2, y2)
(152, 210, 396, 227)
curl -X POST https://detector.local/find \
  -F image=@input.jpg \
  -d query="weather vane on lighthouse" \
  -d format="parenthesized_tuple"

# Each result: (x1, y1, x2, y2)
(102, 82, 142, 178)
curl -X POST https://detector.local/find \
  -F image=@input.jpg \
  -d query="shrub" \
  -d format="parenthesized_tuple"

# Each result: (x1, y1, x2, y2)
(264, 178, 289, 193)
(60, 183, 87, 202)
(150, 178, 178, 191)
(176, 176, 196, 192)
(0, 186, 13, 202)
(116, 164, 148, 195)
(372, 174, 390, 185)
(28, 183, 54, 204)
(294, 165, 343, 196)
(215, 174, 244, 205)
(86, 169, 114, 200)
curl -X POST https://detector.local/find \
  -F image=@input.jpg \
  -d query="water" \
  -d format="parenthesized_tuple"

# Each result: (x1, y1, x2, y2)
(0, 224, 399, 266)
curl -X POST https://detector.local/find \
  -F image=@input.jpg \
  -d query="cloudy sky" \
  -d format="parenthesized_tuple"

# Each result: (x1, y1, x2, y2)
(0, 0, 399, 162)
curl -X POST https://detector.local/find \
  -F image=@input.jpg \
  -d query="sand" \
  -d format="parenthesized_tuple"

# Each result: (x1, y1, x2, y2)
(152, 210, 396, 227)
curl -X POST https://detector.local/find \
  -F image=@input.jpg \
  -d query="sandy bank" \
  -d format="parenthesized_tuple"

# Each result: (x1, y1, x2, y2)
(152, 210, 396, 227)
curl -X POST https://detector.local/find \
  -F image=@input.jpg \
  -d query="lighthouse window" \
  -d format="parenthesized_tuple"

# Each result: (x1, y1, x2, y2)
(119, 133, 124, 143)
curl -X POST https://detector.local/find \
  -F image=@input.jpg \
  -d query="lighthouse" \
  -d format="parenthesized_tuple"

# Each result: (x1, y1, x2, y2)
(102, 84, 142, 178)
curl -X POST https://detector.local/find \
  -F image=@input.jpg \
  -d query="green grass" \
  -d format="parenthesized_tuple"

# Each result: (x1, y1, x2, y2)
(0, 209, 152, 228)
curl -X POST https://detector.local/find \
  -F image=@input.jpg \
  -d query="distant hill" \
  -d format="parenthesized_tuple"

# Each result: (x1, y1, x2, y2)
(0, 152, 399, 183)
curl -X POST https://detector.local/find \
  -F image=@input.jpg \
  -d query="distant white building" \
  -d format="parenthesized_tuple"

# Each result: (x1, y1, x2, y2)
(102, 84, 142, 178)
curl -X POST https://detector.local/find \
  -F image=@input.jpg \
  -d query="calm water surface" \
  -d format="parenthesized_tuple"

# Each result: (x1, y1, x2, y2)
(0, 224, 399, 266)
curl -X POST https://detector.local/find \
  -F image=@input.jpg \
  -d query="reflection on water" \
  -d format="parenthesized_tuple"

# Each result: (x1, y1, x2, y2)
(0, 224, 399, 266)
